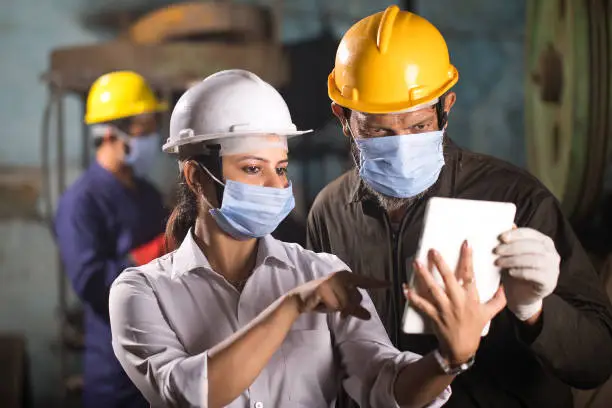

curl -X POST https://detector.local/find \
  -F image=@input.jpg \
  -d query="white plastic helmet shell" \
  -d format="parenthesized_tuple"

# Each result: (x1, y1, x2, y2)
(163, 69, 312, 153)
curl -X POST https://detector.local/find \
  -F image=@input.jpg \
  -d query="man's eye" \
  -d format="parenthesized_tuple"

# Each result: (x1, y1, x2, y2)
(364, 128, 386, 137)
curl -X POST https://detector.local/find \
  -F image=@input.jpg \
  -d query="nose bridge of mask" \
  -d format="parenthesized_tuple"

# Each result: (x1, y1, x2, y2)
(223, 179, 293, 212)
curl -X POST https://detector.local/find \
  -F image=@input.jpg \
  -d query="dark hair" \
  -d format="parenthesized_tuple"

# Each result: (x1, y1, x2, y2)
(164, 152, 223, 251)
(164, 172, 199, 251)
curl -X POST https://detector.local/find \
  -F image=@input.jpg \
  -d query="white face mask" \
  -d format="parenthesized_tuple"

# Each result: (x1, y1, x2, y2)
(125, 133, 160, 177)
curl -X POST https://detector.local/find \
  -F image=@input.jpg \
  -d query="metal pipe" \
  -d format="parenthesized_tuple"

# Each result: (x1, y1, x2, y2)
(54, 88, 70, 404)
(57, 91, 66, 195)
(40, 89, 55, 229)
(81, 93, 90, 170)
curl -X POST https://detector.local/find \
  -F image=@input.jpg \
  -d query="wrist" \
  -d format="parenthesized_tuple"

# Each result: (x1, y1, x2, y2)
(280, 294, 302, 320)
(437, 347, 474, 367)
(433, 349, 475, 376)
(510, 299, 543, 321)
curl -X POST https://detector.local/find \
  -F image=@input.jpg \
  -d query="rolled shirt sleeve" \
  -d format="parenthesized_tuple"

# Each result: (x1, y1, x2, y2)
(371, 351, 452, 408)
(109, 269, 208, 408)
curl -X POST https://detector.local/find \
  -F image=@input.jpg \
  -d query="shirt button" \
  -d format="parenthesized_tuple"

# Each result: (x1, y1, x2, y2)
(255, 402, 264, 408)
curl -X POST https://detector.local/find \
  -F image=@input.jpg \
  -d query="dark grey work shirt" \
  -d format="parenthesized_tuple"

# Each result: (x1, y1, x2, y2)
(307, 138, 612, 408)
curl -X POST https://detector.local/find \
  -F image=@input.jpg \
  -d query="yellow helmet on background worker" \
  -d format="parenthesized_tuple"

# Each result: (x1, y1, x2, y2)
(328, 5, 458, 114)
(85, 71, 167, 125)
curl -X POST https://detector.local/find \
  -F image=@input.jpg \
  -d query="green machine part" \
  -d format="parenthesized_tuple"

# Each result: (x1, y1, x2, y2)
(525, 0, 611, 225)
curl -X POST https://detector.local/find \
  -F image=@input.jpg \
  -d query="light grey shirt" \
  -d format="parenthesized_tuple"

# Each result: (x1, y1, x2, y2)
(109, 230, 451, 408)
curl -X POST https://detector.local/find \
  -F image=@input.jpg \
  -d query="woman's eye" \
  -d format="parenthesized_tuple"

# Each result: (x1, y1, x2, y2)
(276, 167, 288, 176)
(243, 166, 260, 174)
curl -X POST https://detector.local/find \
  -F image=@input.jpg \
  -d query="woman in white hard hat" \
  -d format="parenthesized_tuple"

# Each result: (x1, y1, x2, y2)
(108, 70, 506, 408)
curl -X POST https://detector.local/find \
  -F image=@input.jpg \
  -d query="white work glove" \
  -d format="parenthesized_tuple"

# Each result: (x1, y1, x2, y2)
(494, 227, 561, 321)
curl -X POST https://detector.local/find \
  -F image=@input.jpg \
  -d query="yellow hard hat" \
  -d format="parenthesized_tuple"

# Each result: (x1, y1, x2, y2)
(84, 71, 168, 125)
(328, 5, 458, 114)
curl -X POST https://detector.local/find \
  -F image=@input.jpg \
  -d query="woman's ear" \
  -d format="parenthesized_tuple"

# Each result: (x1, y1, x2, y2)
(183, 160, 219, 208)
(182, 161, 202, 196)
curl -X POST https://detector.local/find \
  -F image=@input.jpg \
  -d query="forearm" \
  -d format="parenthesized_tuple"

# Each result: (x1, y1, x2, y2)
(521, 295, 612, 388)
(207, 294, 300, 407)
(393, 353, 454, 408)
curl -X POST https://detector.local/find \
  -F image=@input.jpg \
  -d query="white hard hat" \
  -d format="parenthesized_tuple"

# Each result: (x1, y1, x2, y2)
(163, 69, 312, 153)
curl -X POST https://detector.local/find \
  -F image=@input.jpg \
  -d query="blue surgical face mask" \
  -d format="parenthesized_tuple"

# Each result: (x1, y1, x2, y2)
(196, 163, 295, 240)
(354, 130, 445, 198)
(125, 133, 159, 177)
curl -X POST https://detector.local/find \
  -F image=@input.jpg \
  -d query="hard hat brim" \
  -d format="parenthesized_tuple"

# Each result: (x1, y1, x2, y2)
(84, 101, 168, 125)
(327, 68, 458, 114)
(162, 129, 313, 154)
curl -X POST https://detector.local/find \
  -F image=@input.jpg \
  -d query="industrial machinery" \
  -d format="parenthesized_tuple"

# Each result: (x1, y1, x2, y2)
(525, 0, 612, 226)
(526, 3, 612, 407)
(40, 1, 287, 404)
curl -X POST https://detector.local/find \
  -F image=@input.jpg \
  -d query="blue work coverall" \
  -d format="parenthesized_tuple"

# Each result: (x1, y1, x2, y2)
(54, 162, 168, 408)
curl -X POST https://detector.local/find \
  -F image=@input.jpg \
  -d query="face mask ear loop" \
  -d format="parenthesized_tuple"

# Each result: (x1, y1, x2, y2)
(346, 123, 362, 169)
(186, 160, 225, 210)
(196, 161, 225, 187)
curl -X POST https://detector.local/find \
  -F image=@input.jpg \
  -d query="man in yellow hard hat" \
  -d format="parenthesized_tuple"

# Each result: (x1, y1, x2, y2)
(54, 71, 169, 408)
(307, 5, 612, 408)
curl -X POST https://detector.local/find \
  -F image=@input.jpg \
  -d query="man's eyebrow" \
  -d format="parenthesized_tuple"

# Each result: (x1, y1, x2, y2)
(360, 114, 436, 130)
(409, 115, 436, 127)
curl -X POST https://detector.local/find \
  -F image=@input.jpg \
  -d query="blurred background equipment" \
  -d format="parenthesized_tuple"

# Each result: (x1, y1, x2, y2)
(525, 0, 611, 226)
(525, 2, 612, 407)
(0, 334, 29, 408)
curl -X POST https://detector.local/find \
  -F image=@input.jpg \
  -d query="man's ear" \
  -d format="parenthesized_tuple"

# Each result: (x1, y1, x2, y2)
(444, 91, 456, 115)
(331, 102, 351, 137)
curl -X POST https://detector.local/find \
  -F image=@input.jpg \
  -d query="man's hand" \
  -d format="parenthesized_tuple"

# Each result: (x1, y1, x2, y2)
(288, 271, 390, 320)
(494, 227, 560, 321)
(405, 241, 507, 364)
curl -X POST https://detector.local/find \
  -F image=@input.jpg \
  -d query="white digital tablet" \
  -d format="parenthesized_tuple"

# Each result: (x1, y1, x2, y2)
(401, 197, 517, 336)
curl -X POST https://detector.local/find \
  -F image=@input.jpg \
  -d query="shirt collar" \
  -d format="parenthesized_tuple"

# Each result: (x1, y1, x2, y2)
(257, 234, 293, 268)
(171, 229, 213, 278)
(90, 160, 119, 182)
(347, 135, 460, 204)
(171, 229, 293, 278)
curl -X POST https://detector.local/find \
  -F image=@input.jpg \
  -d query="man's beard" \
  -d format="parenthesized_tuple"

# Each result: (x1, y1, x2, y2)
(350, 140, 428, 212)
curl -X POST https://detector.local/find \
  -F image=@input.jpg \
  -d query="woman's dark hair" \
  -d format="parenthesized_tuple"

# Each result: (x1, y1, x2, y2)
(165, 151, 223, 251)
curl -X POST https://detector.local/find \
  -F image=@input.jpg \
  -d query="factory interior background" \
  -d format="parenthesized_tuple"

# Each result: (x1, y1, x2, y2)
(1, 0, 611, 407)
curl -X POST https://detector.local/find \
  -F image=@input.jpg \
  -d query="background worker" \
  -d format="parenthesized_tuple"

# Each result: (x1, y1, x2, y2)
(54, 71, 169, 408)
(307, 6, 612, 408)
